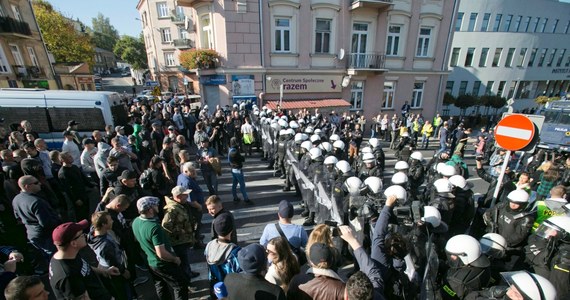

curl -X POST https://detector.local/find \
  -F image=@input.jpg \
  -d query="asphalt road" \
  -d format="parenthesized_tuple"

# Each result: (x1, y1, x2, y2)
(130, 137, 491, 299)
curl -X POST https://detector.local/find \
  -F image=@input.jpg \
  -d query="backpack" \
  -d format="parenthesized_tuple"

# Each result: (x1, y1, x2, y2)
(208, 245, 241, 292)
(275, 223, 307, 265)
(139, 169, 153, 190)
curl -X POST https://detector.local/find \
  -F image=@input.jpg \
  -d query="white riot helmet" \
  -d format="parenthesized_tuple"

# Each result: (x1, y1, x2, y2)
(301, 141, 312, 152)
(324, 156, 339, 166)
(422, 206, 448, 233)
(384, 185, 407, 200)
(278, 119, 288, 128)
(333, 140, 345, 150)
(280, 115, 288, 121)
(434, 178, 455, 198)
(330, 134, 341, 142)
(440, 165, 457, 177)
(298, 118, 306, 124)
(394, 161, 409, 171)
(501, 272, 557, 300)
(479, 233, 507, 259)
(345, 177, 363, 196)
(310, 134, 321, 143)
(364, 177, 383, 194)
(363, 153, 376, 163)
(270, 122, 278, 130)
(267, 108, 273, 114)
(368, 138, 380, 148)
(445, 234, 488, 267)
(253, 110, 260, 116)
(335, 160, 351, 174)
(294, 133, 304, 143)
(279, 129, 287, 136)
(410, 151, 424, 161)
(436, 163, 447, 175)
(361, 147, 372, 154)
(304, 127, 314, 134)
(507, 189, 530, 203)
(449, 175, 473, 190)
(535, 216, 570, 243)
(314, 128, 322, 136)
(319, 142, 332, 153)
(286, 128, 295, 136)
(239, 102, 246, 110)
(300, 133, 309, 141)
(309, 147, 323, 160)
(289, 121, 299, 129)
(391, 172, 408, 185)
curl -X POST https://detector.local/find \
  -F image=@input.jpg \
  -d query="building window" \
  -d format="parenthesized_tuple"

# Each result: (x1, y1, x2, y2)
(507, 81, 517, 98)
(11, 5, 22, 21)
(531, 17, 539, 32)
(274, 18, 291, 53)
(411, 82, 424, 108)
(505, 48, 515, 67)
(514, 16, 522, 32)
(485, 81, 494, 95)
(382, 82, 395, 109)
(503, 15, 513, 31)
(557, 49, 566, 67)
(315, 18, 331, 54)
(537, 48, 548, 67)
(350, 81, 364, 110)
(27, 47, 38, 67)
(564, 20, 570, 34)
(547, 49, 557, 67)
(446, 81, 454, 94)
(0, 5, 5, 17)
(9, 44, 24, 66)
(458, 81, 468, 95)
(455, 12, 464, 31)
(481, 13, 491, 31)
(472, 81, 481, 96)
(522, 16, 531, 32)
(179, 27, 188, 39)
(0, 46, 10, 73)
(538, 18, 548, 33)
(479, 48, 489, 67)
(517, 48, 527, 67)
(528, 48, 538, 66)
(497, 81, 506, 97)
(492, 14, 502, 32)
(464, 48, 475, 67)
(552, 19, 559, 33)
(175, 6, 185, 19)
(164, 52, 175, 66)
(386, 25, 401, 56)
(450, 48, 460, 66)
(566, 56, 570, 67)
(201, 15, 214, 49)
(161, 28, 172, 43)
(156, 2, 168, 18)
(416, 27, 431, 57)
(492, 48, 502, 67)
(467, 13, 477, 31)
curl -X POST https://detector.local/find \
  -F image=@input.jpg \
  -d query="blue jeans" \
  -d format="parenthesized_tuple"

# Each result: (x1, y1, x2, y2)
(436, 140, 447, 155)
(231, 168, 249, 200)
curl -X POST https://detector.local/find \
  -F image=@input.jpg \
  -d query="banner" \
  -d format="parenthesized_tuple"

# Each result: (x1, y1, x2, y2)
(267, 75, 343, 94)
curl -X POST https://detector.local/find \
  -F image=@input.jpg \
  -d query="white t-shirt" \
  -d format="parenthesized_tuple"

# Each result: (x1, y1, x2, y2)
(241, 123, 253, 134)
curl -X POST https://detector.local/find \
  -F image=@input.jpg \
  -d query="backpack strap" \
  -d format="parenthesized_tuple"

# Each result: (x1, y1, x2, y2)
(275, 223, 297, 251)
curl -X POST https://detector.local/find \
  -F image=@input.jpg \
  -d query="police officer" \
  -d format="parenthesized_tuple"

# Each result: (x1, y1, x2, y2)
(368, 138, 385, 172)
(532, 185, 568, 232)
(283, 132, 307, 193)
(331, 160, 353, 224)
(408, 151, 425, 201)
(332, 140, 347, 161)
(299, 140, 313, 218)
(449, 175, 475, 236)
(358, 153, 382, 181)
(303, 147, 325, 226)
(465, 271, 557, 300)
(430, 178, 456, 225)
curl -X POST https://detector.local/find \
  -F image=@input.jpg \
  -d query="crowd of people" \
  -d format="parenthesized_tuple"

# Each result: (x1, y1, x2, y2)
(0, 96, 568, 300)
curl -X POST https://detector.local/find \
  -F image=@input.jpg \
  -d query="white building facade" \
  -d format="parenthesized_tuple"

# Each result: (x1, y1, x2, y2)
(447, 0, 570, 115)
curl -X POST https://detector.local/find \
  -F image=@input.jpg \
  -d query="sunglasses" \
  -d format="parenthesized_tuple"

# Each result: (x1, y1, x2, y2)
(72, 233, 85, 241)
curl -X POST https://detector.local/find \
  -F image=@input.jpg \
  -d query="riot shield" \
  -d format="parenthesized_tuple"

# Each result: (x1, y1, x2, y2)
(421, 235, 440, 300)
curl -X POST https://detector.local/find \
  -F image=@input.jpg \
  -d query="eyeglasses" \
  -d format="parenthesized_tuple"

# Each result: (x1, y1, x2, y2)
(266, 249, 276, 255)
(72, 233, 85, 241)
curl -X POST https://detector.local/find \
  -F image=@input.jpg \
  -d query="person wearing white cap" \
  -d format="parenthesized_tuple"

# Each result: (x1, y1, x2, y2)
(430, 178, 456, 224)
(448, 175, 476, 236)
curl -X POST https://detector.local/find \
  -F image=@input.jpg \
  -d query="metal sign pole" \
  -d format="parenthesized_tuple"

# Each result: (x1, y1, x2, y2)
(490, 150, 511, 208)
(279, 84, 283, 108)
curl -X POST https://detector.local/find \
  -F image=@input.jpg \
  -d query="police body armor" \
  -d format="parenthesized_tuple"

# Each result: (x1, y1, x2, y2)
(284, 142, 302, 191)
(488, 202, 534, 248)
(448, 188, 475, 236)
(307, 159, 324, 214)
(373, 147, 386, 172)
(408, 161, 425, 201)
(275, 135, 288, 175)
(332, 174, 351, 224)
(428, 193, 455, 225)
(358, 165, 382, 182)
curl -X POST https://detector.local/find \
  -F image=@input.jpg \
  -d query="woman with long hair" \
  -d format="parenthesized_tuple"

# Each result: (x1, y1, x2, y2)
(265, 236, 300, 292)
(305, 224, 341, 270)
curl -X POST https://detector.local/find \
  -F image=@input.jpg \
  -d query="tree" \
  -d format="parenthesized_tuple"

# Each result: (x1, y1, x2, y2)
(479, 95, 492, 115)
(114, 34, 148, 70)
(490, 95, 507, 113)
(455, 94, 477, 116)
(32, 0, 94, 65)
(443, 92, 456, 106)
(90, 13, 119, 52)
(179, 49, 221, 70)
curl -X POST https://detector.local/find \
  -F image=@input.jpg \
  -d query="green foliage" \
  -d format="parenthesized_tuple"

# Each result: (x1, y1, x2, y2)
(490, 95, 507, 109)
(479, 95, 491, 107)
(90, 13, 119, 52)
(535, 95, 561, 105)
(179, 49, 220, 69)
(114, 34, 148, 70)
(443, 92, 456, 106)
(32, 0, 94, 65)
(455, 94, 477, 109)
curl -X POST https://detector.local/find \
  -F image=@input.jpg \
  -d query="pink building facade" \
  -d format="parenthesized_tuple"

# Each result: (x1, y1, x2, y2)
(176, 0, 457, 120)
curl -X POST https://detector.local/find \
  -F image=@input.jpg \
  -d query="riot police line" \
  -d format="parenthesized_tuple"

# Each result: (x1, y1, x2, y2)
(248, 106, 569, 300)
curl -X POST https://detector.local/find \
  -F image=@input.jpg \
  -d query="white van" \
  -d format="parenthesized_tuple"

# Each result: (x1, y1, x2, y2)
(0, 88, 129, 149)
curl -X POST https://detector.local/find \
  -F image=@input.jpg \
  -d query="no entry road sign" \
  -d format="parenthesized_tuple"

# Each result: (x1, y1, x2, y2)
(494, 114, 536, 151)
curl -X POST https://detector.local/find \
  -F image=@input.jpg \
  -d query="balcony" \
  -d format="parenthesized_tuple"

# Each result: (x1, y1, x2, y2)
(175, 0, 212, 8)
(0, 16, 32, 37)
(173, 39, 194, 49)
(171, 15, 185, 24)
(350, 0, 393, 11)
(12, 65, 45, 80)
(346, 53, 387, 74)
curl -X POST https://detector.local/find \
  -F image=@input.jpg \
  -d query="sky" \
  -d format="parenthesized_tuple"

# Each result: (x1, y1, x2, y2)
(46, 0, 142, 37)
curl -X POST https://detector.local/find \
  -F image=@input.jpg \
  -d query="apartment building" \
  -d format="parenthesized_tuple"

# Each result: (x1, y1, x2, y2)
(0, 0, 56, 89)
(447, 0, 570, 114)
(137, 0, 196, 93)
(172, 0, 457, 119)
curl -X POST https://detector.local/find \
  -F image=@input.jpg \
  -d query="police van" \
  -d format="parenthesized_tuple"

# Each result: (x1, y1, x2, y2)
(0, 88, 129, 149)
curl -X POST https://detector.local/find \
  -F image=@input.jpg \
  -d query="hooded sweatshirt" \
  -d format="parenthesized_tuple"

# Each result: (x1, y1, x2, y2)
(87, 231, 126, 274)
(204, 239, 241, 282)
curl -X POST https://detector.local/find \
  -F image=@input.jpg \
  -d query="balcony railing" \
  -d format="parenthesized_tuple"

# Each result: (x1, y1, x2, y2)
(12, 65, 44, 79)
(173, 39, 194, 49)
(171, 15, 185, 24)
(350, 0, 393, 10)
(0, 16, 32, 36)
(347, 53, 386, 70)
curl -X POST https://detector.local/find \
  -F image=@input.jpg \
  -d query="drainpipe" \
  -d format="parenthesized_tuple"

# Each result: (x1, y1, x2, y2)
(258, 0, 265, 98)
(437, 0, 459, 113)
(28, 0, 61, 89)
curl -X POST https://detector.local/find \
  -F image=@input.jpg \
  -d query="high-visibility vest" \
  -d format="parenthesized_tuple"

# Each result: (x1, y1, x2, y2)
(433, 117, 442, 127)
(532, 201, 566, 232)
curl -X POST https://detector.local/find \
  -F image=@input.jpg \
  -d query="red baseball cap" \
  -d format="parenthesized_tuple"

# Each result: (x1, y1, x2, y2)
(52, 220, 89, 246)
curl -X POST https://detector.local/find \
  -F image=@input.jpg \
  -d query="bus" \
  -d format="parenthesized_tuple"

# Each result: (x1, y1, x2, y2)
(0, 89, 129, 149)
(538, 100, 570, 152)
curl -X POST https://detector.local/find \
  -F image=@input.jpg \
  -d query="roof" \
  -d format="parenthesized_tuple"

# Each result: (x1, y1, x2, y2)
(266, 99, 351, 110)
